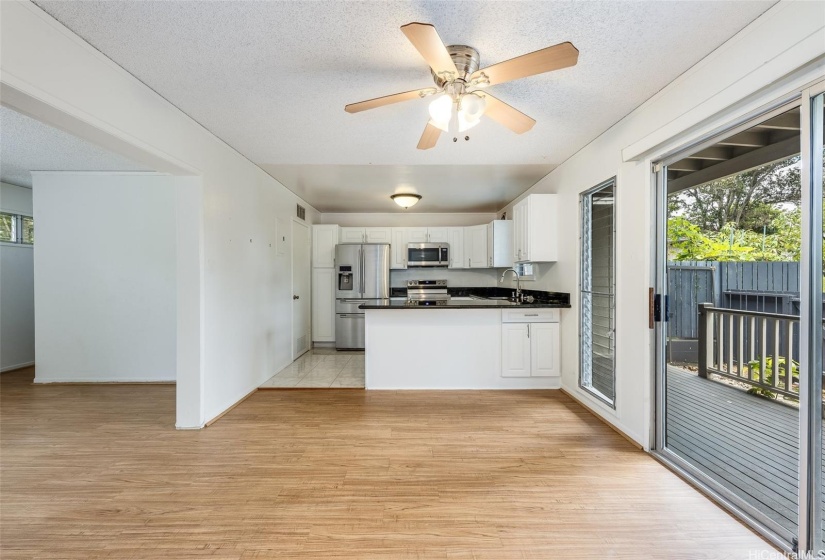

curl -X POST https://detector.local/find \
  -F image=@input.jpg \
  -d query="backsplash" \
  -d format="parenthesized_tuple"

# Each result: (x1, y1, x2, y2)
(390, 267, 500, 288)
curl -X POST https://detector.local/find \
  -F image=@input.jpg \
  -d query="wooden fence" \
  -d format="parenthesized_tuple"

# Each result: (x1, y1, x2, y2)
(668, 261, 801, 340)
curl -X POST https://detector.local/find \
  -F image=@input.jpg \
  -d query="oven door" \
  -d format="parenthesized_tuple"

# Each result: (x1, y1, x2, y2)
(407, 244, 448, 267)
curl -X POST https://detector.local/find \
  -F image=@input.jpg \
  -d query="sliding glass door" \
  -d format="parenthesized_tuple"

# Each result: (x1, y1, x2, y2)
(653, 83, 825, 551)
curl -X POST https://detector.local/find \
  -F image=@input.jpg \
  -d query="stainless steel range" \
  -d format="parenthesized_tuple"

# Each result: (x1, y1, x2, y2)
(406, 280, 450, 305)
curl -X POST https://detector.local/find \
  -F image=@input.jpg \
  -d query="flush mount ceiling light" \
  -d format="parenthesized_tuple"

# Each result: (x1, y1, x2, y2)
(345, 23, 579, 150)
(391, 193, 422, 209)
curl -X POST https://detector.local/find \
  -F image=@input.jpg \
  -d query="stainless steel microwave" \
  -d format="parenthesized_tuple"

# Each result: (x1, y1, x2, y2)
(407, 243, 449, 267)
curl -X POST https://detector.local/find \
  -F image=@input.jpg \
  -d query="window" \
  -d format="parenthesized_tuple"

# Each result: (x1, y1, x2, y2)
(0, 212, 16, 242)
(0, 212, 34, 244)
(580, 178, 616, 406)
(22, 216, 33, 244)
(514, 262, 535, 280)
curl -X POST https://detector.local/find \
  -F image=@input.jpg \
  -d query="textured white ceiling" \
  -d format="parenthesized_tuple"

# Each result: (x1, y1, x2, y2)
(262, 164, 556, 213)
(0, 105, 152, 188)
(33, 0, 776, 211)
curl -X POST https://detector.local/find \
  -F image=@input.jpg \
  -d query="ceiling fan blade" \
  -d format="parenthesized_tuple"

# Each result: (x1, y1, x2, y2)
(345, 88, 433, 113)
(400, 22, 458, 78)
(471, 42, 578, 87)
(417, 121, 441, 150)
(481, 94, 536, 134)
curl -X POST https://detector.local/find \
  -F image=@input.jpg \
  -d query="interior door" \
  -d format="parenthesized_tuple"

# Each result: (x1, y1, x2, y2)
(292, 219, 311, 359)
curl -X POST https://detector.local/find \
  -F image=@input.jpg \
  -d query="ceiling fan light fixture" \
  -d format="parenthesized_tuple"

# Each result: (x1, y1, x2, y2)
(428, 94, 453, 130)
(460, 93, 486, 121)
(391, 193, 422, 209)
(457, 93, 486, 131)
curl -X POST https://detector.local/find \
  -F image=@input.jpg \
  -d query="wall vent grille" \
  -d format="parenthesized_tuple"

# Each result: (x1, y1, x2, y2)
(296, 204, 306, 221)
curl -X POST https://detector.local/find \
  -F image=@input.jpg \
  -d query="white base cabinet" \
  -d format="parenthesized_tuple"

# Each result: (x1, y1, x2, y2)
(365, 308, 561, 389)
(529, 322, 559, 377)
(501, 309, 560, 378)
(501, 323, 532, 377)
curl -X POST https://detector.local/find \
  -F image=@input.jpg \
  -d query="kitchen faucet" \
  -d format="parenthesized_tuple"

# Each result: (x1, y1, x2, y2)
(500, 268, 521, 302)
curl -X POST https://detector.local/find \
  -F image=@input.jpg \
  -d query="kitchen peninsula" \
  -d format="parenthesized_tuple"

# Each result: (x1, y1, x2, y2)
(361, 288, 570, 390)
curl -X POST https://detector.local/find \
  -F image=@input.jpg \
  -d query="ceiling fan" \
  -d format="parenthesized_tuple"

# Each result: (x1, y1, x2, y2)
(345, 22, 579, 150)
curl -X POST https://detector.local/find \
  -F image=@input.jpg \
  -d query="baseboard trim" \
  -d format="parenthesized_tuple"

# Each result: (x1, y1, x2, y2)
(560, 388, 643, 450)
(33, 377, 175, 385)
(204, 386, 258, 427)
(1, 361, 35, 373)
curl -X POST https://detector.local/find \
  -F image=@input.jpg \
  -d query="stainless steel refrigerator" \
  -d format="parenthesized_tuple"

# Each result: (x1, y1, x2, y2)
(334, 243, 390, 349)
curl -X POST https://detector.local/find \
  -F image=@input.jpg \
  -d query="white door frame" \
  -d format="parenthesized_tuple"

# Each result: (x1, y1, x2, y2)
(798, 78, 825, 553)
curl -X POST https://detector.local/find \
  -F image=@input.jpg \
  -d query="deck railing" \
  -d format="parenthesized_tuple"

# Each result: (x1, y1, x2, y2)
(697, 303, 799, 400)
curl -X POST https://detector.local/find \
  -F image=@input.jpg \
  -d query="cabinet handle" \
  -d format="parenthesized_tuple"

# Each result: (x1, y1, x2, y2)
(527, 324, 530, 338)
(468, 257, 471, 267)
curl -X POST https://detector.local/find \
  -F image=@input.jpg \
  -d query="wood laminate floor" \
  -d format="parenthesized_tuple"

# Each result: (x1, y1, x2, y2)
(1, 367, 774, 559)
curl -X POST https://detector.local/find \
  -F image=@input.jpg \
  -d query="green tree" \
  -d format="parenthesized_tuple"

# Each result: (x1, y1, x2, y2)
(668, 209, 802, 262)
(673, 155, 801, 233)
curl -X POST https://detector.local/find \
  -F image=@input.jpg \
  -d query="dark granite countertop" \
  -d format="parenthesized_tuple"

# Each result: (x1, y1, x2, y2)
(360, 300, 570, 309)
(364, 287, 571, 309)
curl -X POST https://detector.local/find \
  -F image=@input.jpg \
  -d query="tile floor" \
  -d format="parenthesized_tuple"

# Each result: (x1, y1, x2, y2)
(259, 347, 365, 388)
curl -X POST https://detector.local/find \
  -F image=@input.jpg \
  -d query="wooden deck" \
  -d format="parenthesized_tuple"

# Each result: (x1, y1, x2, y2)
(665, 365, 817, 538)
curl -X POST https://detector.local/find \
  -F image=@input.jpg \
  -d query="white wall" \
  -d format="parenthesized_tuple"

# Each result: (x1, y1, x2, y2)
(0, 1, 320, 426)
(497, 1, 825, 446)
(390, 267, 499, 288)
(0, 182, 35, 371)
(31, 172, 176, 382)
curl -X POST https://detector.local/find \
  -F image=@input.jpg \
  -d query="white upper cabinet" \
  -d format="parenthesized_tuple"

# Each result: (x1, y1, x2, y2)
(390, 228, 407, 269)
(487, 220, 514, 268)
(427, 227, 449, 243)
(365, 227, 392, 243)
(447, 227, 464, 269)
(340, 227, 366, 243)
(405, 228, 429, 243)
(513, 194, 557, 263)
(312, 225, 339, 268)
(464, 224, 488, 268)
